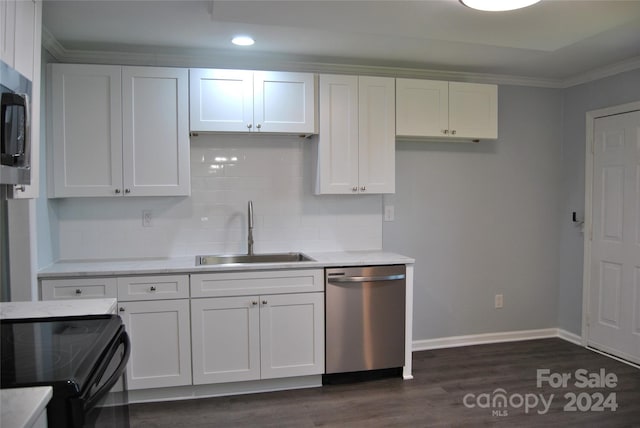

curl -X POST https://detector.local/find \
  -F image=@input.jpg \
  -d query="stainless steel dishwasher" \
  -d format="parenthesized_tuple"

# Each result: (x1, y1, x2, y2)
(325, 265, 406, 374)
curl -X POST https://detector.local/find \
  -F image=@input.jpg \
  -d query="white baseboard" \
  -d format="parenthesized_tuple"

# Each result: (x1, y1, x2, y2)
(413, 328, 582, 351)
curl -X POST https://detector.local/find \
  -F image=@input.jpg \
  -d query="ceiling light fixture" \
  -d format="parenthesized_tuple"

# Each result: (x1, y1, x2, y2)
(460, 0, 541, 12)
(231, 35, 255, 46)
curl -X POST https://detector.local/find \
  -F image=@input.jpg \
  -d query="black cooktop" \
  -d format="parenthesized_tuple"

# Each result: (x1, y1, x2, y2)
(0, 315, 124, 396)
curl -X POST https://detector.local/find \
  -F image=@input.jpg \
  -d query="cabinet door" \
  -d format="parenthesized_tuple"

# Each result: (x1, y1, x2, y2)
(191, 296, 260, 384)
(119, 299, 192, 390)
(253, 71, 316, 134)
(40, 277, 117, 300)
(13, 0, 35, 80)
(395, 78, 448, 138)
(260, 293, 324, 379)
(189, 68, 253, 132)
(316, 74, 359, 194)
(49, 64, 123, 197)
(358, 76, 395, 194)
(122, 67, 190, 196)
(448, 82, 498, 139)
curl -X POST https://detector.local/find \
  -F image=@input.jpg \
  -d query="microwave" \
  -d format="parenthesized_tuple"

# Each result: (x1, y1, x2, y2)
(1, 60, 31, 185)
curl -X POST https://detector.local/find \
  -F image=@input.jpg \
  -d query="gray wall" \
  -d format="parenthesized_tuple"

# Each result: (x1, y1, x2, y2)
(557, 68, 640, 335)
(383, 85, 564, 340)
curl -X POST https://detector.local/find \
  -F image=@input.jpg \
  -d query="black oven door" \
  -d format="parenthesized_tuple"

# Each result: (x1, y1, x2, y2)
(79, 327, 131, 428)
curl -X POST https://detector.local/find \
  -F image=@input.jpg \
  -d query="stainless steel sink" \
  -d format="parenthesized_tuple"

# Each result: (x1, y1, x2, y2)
(196, 252, 315, 266)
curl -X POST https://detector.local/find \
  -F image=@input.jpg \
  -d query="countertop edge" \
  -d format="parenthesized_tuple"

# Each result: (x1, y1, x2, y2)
(1, 387, 52, 428)
(37, 251, 415, 279)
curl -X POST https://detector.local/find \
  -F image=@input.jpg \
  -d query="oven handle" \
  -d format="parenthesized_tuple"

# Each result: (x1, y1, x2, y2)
(84, 330, 130, 411)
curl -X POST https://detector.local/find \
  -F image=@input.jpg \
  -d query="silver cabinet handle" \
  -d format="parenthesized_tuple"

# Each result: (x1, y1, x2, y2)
(352, 186, 358, 192)
(149, 286, 156, 291)
(247, 123, 252, 129)
(125, 188, 131, 194)
(251, 301, 258, 306)
(256, 123, 261, 129)
(115, 189, 121, 194)
(451, 130, 457, 135)
(328, 274, 406, 283)
(360, 186, 366, 191)
(119, 306, 125, 312)
(262, 300, 268, 305)
(443, 129, 449, 135)
(14, 185, 25, 192)
(75, 289, 82, 295)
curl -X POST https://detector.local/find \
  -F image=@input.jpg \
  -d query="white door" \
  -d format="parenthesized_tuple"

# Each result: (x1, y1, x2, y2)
(122, 67, 190, 196)
(448, 82, 498, 139)
(259, 293, 324, 379)
(191, 296, 260, 384)
(588, 109, 640, 364)
(358, 76, 395, 194)
(395, 78, 448, 138)
(253, 71, 316, 134)
(316, 74, 359, 194)
(49, 64, 123, 197)
(189, 69, 253, 132)
(119, 299, 192, 390)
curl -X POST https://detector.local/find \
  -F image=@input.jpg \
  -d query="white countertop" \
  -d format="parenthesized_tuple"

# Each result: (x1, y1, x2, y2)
(0, 298, 117, 319)
(37, 250, 414, 278)
(1, 387, 52, 428)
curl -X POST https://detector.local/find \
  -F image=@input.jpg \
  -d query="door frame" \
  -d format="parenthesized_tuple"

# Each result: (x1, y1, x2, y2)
(582, 100, 640, 347)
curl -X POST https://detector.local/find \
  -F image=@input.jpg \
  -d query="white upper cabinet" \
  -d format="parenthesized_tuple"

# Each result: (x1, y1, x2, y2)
(122, 67, 190, 196)
(189, 69, 317, 135)
(316, 74, 395, 194)
(396, 79, 497, 141)
(49, 64, 190, 198)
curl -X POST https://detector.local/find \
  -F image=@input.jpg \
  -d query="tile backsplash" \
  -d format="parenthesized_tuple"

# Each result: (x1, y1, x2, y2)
(55, 134, 383, 260)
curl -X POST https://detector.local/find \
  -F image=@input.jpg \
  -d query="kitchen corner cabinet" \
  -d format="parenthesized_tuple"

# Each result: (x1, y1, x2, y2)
(48, 64, 190, 198)
(396, 79, 498, 141)
(191, 293, 324, 384)
(189, 69, 317, 134)
(315, 74, 395, 195)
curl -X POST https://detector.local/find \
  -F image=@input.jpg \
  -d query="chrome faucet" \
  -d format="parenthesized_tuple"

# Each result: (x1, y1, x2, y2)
(247, 200, 254, 256)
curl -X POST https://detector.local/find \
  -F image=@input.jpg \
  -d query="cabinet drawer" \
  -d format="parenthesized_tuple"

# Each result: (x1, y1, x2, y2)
(117, 275, 189, 301)
(191, 269, 324, 298)
(41, 278, 117, 300)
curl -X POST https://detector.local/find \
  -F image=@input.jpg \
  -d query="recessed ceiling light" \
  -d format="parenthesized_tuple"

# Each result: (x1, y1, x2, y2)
(231, 36, 255, 46)
(460, 0, 541, 11)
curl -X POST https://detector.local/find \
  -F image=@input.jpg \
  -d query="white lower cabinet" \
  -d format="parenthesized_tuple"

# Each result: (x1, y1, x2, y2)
(118, 299, 192, 390)
(191, 292, 324, 385)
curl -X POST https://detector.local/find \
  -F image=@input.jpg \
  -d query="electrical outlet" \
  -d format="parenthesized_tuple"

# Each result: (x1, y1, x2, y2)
(384, 205, 395, 222)
(142, 210, 152, 227)
(495, 294, 503, 309)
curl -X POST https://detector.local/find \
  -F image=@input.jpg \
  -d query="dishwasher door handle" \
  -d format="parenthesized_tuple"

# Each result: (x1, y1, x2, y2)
(327, 274, 406, 283)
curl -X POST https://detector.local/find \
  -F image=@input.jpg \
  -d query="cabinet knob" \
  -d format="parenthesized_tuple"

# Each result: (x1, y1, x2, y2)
(352, 186, 358, 192)
(256, 124, 262, 129)
(451, 130, 457, 135)
(360, 186, 366, 192)
(251, 301, 258, 306)
(247, 124, 252, 129)
(149, 286, 157, 291)
(115, 189, 121, 194)
(443, 129, 449, 135)
(125, 188, 131, 194)
(262, 300, 268, 305)
(119, 307, 125, 312)
(75, 289, 82, 295)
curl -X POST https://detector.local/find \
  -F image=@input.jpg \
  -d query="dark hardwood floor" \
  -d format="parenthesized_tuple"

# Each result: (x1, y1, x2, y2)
(129, 339, 640, 427)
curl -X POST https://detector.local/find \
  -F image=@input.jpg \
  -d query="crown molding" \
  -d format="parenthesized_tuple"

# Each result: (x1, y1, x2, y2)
(560, 55, 640, 88)
(42, 27, 640, 89)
